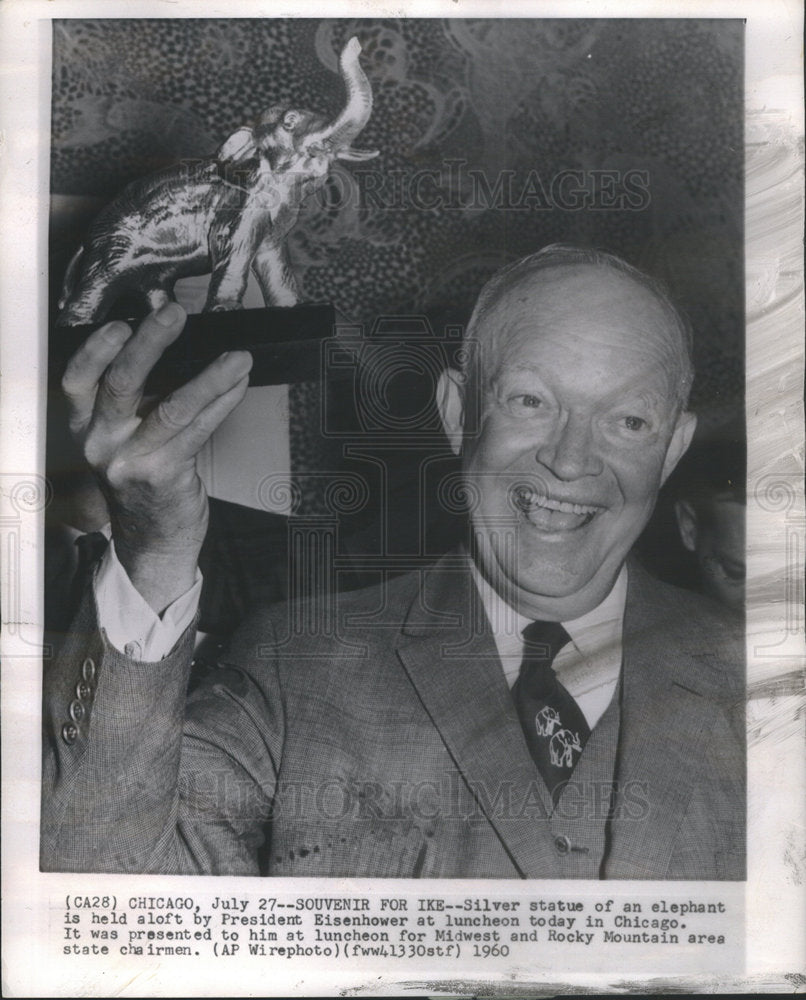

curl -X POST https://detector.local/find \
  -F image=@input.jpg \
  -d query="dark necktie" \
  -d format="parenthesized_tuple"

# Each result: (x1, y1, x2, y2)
(512, 620, 591, 803)
(68, 531, 109, 620)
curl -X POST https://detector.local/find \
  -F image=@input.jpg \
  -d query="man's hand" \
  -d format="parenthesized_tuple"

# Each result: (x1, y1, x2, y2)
(61, 303, 252, 614)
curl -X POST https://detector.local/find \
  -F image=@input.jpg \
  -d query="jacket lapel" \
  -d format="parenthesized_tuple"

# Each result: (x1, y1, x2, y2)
(395, 553, 559, 878)
(395, 555, 724, 879)
(605, 562, 721, 878)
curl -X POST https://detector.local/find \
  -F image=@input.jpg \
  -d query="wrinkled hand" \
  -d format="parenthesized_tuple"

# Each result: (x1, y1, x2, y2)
(61, 303, 252, 614)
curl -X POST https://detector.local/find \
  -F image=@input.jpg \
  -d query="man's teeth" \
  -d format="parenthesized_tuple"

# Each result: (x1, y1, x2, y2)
(516, 489, 597, 516)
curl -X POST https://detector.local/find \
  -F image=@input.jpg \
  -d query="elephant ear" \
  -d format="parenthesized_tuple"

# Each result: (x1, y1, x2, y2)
(216, 127, 258, 164)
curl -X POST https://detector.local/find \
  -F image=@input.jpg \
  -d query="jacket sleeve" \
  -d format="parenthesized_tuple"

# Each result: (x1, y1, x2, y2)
(40, 587, 284, 875)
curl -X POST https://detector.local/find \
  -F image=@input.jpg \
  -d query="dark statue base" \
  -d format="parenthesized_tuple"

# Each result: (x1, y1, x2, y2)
(50, 303, 337, 392)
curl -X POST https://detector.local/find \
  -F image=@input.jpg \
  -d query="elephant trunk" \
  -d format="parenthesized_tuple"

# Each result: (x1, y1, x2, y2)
(309, 37, 375, 153)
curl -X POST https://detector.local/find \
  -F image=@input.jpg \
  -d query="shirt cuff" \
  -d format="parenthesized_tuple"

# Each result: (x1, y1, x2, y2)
(94, 538, 202, 660)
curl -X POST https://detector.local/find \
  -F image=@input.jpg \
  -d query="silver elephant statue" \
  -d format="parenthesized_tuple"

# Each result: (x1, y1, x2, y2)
(57, 37, 377, 326)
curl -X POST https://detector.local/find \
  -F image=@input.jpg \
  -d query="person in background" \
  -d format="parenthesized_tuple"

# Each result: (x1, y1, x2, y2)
(672, 438, 746, 615)
(669, 439, 747, 614)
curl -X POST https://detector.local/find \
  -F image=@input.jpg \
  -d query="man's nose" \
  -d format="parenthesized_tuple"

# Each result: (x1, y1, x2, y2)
(535, 415, 603, 481)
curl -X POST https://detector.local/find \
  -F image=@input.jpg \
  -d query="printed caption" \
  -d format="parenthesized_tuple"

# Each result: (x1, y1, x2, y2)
(56, 889, 738, 971)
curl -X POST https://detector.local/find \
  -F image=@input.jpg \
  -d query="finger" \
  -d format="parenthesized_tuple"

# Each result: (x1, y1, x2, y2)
(148, 372, 251, 467)
(61, 321, 133, 436)
(93, 303, 187, 426)
(132, 350, 253, 454)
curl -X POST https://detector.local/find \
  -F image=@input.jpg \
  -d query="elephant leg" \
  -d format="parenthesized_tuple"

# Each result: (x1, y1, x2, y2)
(58, 275, 127, 327)
(204, 212, 262, 312)
(252, 240, 300, 307)
(57, 247, 130, 326)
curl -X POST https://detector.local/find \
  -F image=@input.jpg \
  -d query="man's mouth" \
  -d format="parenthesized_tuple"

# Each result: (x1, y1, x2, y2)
(512, 486, 600, 532)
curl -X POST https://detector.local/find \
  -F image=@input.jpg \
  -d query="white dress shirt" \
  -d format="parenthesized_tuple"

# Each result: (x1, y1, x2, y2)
(471, 563, 627, 730)
(94, 530, 202, 661)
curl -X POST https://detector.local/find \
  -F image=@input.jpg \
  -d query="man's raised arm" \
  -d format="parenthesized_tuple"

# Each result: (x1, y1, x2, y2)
(40, 305, 271, 873)
(61, 303, 252, 612)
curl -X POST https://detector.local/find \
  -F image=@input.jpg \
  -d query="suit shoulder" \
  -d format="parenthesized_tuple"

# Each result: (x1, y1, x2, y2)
(652, 575, 741, 632)
(631, 563, 741, 633)
(628, 568, 745, 699)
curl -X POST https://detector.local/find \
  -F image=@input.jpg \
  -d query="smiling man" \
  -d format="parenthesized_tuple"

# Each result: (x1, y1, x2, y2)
(41, 245, 745, 879)
(441, 247, 697, 622)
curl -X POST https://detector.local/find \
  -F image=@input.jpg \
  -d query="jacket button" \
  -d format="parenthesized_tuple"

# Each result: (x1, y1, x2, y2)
(81, 658, 96, 683)
(62, 722, 78, 744)
(76, 681, 92, 700)
(69, 700, 85, 724)
(554, 835, 571, 855)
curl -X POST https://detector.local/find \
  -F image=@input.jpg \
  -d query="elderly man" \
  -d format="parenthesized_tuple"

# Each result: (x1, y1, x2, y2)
(41, 245, 745, 879)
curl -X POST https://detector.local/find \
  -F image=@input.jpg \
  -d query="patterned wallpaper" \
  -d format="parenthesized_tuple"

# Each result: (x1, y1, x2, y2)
(50, 17, 744, 536)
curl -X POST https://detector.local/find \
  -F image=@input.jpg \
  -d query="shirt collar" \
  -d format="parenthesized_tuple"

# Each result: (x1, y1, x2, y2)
(469, 557, 628, 657)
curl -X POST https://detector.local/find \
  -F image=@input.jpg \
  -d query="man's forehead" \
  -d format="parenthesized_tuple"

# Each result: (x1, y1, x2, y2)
(481, 261, 669, 327)
(475, 262, 682, 367)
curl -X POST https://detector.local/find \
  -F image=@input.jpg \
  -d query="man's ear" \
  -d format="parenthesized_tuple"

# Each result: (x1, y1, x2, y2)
(661, 410, 697, 484)
(675, 499, 699, 553)
(437, 368, 465, 456)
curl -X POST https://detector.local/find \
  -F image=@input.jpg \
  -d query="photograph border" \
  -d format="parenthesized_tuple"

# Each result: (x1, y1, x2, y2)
(1, 1, 804, 995)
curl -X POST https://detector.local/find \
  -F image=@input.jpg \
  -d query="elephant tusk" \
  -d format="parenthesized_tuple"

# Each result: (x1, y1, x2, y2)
(336, 147, 380, 162)
(216, 127, 258, 164)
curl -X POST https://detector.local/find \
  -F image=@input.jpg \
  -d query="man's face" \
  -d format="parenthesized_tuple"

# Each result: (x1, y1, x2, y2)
(676, 494, 746, 613)
(442, 264, 696, 620)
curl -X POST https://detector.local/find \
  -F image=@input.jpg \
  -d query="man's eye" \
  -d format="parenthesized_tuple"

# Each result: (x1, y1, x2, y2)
(622, 415, 647, 432)
(510, 394, 542, 411)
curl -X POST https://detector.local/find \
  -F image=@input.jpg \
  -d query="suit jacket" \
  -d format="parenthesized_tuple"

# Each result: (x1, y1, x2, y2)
(41, 552, 745, 879)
